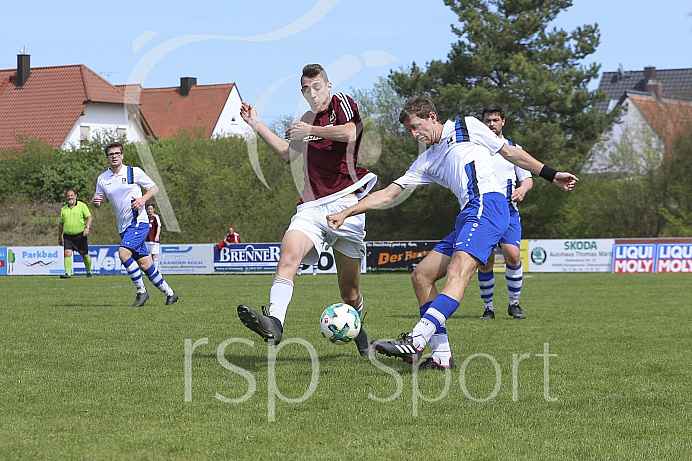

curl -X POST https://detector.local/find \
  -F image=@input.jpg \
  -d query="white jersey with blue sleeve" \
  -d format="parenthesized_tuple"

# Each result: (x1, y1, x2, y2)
(393, 118, 505, 211)
(491, 138, 532, 211)
(95, 165, 157, 234)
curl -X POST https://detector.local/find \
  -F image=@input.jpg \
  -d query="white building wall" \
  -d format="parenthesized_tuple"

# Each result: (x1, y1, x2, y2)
(212, 86, 251, 138)
(584, 98, 662, 174)
(61, 103, 148, 149)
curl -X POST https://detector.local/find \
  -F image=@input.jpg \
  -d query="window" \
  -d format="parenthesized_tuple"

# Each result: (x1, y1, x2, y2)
(80, 126, 91, 148)
(117, 127, 127, 139)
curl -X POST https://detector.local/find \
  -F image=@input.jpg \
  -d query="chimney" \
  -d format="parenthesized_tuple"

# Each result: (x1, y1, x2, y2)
(647, 81, 663, 100)
(180, 77, 197, 97)
(17, 53, 30, 88)
(643, 66, 656, 83)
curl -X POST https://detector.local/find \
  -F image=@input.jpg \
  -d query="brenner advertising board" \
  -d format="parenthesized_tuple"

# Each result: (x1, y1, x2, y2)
(214, 243, 365, 274)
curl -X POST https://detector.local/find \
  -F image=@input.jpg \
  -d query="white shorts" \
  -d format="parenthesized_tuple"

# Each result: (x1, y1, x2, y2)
(287, 197, 366, 265)
(146, 241, 160, 256)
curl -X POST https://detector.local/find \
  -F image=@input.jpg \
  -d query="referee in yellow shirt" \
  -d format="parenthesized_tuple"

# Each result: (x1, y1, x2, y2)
(58, 188, 93, 278)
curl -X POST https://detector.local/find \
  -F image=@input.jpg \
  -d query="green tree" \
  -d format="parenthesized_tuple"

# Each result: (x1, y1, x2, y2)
(660, 123, 692, 236)
(385, 0, 616, 238)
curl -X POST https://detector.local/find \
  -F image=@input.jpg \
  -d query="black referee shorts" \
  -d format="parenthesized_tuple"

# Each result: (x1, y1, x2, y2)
(63, 233, 89, 255)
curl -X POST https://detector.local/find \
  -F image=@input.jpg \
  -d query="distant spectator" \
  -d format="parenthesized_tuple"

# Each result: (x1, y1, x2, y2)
(217, 227, 242, 251)
(58, 188, 93, 278)
(145, 204, 162, 267)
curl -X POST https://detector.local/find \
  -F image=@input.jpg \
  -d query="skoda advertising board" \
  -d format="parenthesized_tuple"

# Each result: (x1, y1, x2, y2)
(528, 239, 615, 272)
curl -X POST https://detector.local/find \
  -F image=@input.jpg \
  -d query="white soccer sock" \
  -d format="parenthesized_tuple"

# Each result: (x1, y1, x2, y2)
(411, 318, 437, 350)
(430, 334, 452, 367)
(268, 277, 294, 324)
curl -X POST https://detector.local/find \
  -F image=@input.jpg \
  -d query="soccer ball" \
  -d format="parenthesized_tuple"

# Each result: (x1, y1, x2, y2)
(319, 303, 361, 344)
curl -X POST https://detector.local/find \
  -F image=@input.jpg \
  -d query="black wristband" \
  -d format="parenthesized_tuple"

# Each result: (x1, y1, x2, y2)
(539, 165, 557, 183)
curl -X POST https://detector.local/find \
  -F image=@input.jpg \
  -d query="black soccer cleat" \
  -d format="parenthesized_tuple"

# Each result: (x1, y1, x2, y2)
(353, 327, 375, 357)
(373, 333, 423, 364)
(237, 304, 283, 344)
(86, 273, 93, 278)
(417, 356, 457, 370)
(59, 273, 71, 279)
(479, 307, 495, 319)
(508, 301, 526, 319)
(132, 291, 149, 307)
(166, 293, 179, 305)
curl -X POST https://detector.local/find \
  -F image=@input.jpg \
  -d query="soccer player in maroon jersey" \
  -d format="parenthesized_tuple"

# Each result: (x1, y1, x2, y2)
(238, 64, 377, 356)
(145, 204, 161, 267)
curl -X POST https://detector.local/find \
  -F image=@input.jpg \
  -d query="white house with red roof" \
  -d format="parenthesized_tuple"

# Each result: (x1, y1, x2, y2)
(0, 54, 152, 151)
(0, 53, 249, 152)
(119, 77, 249, 139)
(585, 66, 692, 174)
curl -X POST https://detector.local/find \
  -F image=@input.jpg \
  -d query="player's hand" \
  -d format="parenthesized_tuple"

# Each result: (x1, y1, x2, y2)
(131, 197, 146, 211)
(327, 212, 346, 230)
(240, 102, 260, 130)
(92, 194, 103, 206)
(83, 228, 90, 236)
(285, 121, 311, 141)
(510, 189, 526, 202)
(553, 172, 579, 191)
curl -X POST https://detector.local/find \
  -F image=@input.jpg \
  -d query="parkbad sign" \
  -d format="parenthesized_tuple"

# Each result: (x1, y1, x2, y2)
(612, 242, 692, 273)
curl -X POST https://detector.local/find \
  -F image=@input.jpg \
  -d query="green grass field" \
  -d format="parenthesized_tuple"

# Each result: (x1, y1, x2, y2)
(1, 272, 690, 460)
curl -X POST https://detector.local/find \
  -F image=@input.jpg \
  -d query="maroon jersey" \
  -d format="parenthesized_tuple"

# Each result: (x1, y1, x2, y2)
(146, 213, 161, 242)
(298, 93, 371, 204)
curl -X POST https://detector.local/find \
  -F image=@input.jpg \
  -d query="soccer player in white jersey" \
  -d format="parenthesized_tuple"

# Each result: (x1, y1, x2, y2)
(477, 103, 533, 319)
(237, 64, 378, 356)
(92, 142, 178, 307)
(327, 97, 577, 368)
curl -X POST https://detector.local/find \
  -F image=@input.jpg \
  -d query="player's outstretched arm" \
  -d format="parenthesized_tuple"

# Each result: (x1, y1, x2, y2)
(327, 183, 404, 230)
(499, 144, 578, 191)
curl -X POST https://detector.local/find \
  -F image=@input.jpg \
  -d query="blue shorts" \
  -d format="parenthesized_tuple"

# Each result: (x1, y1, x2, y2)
(432, 193, 509, 265)
(120, 222, 150, 259)
(498, 207, 522, 248)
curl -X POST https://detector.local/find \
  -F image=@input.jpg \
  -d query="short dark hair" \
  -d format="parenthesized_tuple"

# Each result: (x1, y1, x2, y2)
(147, 204, 155, 210)
(65, 188, 76, 195)
(104, 141, 123, 155)
(301, 64, 329, 84)
(399, 97, 438, 124)
(482, 103, 505, 120)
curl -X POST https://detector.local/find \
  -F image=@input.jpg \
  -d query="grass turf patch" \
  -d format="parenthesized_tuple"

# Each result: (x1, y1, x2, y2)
(0, 272, 690, 459)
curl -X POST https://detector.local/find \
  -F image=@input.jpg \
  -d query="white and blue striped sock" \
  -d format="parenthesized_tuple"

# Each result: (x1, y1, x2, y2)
(144, 265, 173, 296)
(124, 257, 145, 292)
(506, 263, 523, 303)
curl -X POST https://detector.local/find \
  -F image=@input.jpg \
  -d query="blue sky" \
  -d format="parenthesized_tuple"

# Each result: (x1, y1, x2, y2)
(2, 0, 691, 124)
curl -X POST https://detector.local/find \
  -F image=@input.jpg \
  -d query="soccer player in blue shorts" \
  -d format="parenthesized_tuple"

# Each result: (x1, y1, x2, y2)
(327, 97, 577, 369)
(92, 142, 178, 307)
(477, 103, 533, 319)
